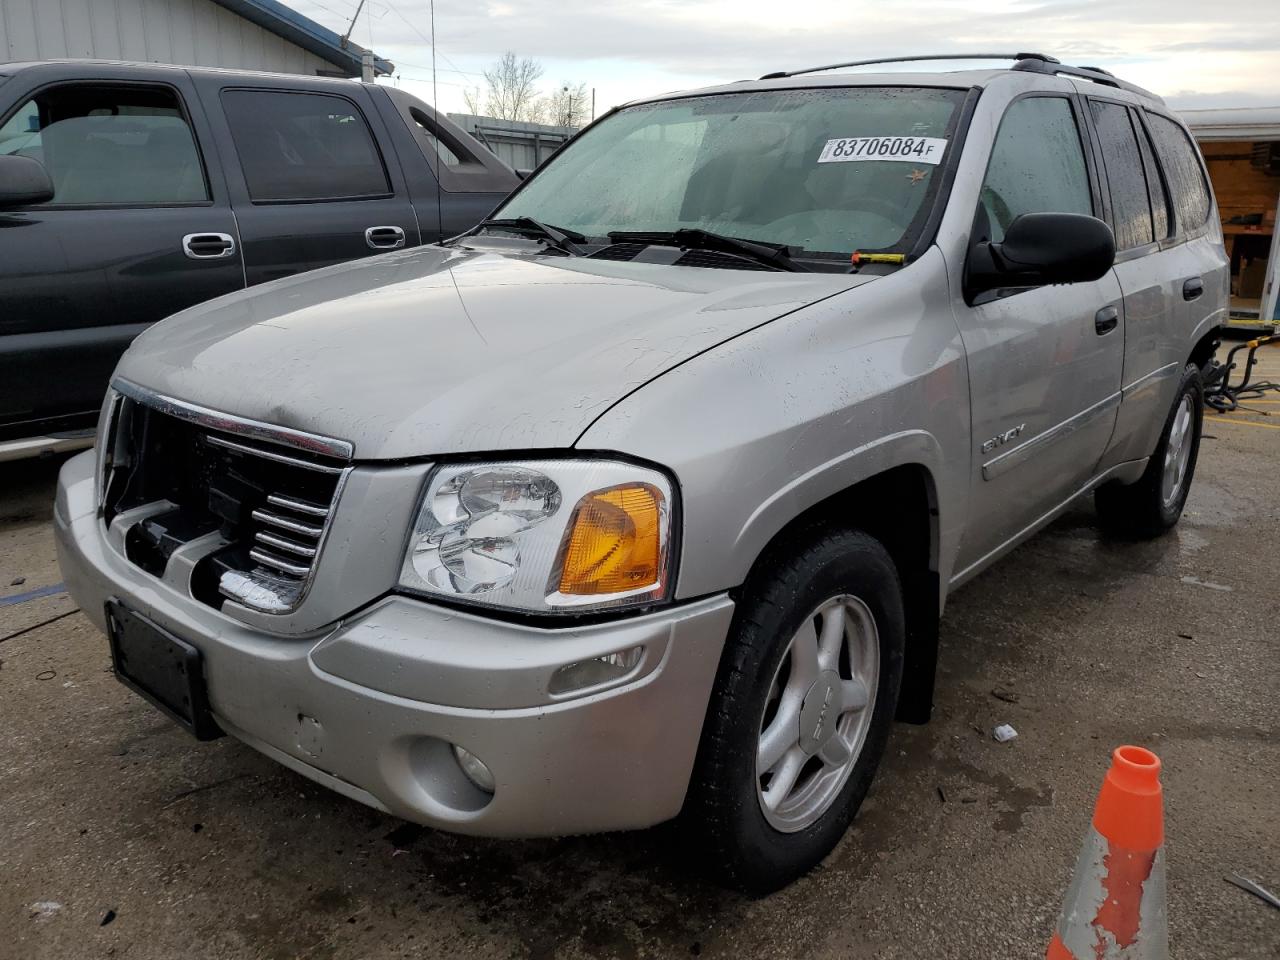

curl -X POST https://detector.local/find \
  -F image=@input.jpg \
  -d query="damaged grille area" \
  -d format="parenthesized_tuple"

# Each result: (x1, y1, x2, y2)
(102, 388, 350, 615)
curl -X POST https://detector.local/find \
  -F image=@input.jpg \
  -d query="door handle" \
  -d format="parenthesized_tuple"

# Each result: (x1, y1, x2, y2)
(183, 233, 236, 260)
(1183, 276, 1204, 301)
(365, 225, 406, 250)
(1094, 305, 1120, 335)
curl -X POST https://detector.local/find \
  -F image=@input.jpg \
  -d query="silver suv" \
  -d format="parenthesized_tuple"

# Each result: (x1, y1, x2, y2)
(55, 53, 1226, 892)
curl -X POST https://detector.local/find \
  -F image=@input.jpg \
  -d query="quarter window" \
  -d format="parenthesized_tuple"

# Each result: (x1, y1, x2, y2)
(1089, 101, 1154, 251)
(1134, 118, 1171, 241)
(1145, 113, 1211, 235)
(221, 90, 390, 202)
(979, 97, 1093, 243)
(0, 85, 207, 205)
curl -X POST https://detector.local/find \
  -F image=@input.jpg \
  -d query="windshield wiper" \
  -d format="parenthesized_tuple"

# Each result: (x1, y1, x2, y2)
(607, 228, 810, 273)
(475, 217, 587, 256)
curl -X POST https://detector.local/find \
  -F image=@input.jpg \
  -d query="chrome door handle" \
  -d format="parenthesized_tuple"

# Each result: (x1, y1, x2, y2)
(183, 233, 236, 260)
(365, 225, 406, 250)
(1094, 305, 1120, 335)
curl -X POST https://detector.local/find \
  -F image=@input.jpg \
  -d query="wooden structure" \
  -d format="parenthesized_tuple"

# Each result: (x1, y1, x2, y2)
(1184, 107, 1280, 331)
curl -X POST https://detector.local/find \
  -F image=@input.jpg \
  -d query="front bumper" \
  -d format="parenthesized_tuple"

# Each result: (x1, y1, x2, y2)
(54, 451, 734, 836)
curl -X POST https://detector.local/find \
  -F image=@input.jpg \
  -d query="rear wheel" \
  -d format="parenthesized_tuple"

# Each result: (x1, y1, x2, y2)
(685, 529, 905, 894)
(1096, 362, 1204, 537)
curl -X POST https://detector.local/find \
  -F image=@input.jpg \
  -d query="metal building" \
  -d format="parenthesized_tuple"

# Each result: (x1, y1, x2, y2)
(0, 0, 391, 78)
(449, 113, 578, 171)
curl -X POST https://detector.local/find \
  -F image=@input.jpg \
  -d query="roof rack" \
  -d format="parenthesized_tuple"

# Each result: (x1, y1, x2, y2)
(1010, 58, 1163, 103)
(758, 52, 1059, 80)
(757, 52, 1165, 104)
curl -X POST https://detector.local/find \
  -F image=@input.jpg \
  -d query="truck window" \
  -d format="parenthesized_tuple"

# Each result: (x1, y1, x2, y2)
(0, 85, 207, 205)
(1145, 113, 1211, 237)
(979, 96, 1092, 243)
(221, 90, 390, 202)
(1089, 100, 1155, 251)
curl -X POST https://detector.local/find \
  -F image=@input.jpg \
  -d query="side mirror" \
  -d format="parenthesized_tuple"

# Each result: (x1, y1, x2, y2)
(965, 212, 1115, 300)
(0, 154, 54, 209)
(514, 167, 533, 180)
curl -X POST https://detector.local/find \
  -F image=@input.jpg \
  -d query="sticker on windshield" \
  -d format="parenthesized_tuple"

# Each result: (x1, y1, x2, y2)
(818, 136, 948, 165)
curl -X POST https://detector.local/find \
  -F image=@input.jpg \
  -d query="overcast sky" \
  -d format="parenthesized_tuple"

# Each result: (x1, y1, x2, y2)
(293, 0, 1280, 117)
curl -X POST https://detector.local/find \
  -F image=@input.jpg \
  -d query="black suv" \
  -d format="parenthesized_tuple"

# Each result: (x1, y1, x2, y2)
(0, 60, 519, 459)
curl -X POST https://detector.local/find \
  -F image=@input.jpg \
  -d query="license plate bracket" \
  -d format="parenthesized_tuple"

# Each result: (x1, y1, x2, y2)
(106, 599, 223, 741)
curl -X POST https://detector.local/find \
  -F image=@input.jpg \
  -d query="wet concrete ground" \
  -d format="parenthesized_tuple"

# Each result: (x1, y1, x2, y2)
(2, 345, 1278, 960)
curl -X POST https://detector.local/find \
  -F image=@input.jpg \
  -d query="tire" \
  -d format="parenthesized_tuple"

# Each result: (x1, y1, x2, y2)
(684, 528, 905, 894)
(1095, 362, 1204, 538)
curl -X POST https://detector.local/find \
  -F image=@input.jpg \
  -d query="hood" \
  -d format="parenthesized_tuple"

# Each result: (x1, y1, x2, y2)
(117, 245, 871, 459)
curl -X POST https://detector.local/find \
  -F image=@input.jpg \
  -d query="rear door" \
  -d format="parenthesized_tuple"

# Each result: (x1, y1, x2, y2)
(1084, 97, 1183, 469)
(195, 77, 419, 286)
(952, 92, 1126, 572)
(1143, 111, 1231, 346)
(0, 67, 243, 440)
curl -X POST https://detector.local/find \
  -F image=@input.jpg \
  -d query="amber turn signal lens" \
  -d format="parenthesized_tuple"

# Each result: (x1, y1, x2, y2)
(557, 484, 665, 596)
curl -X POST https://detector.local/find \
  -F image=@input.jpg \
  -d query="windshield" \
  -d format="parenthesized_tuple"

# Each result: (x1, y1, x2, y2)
(494, 86, 965, 260)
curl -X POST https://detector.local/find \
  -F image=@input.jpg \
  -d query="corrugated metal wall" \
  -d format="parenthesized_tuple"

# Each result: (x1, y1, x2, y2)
(449, 113, 578, 171)
(0, 0, 337, 75)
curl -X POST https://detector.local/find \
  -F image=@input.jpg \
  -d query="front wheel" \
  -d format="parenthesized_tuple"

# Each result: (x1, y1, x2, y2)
(1096, 362, 1204, 537)
(684, 529, 905, 894)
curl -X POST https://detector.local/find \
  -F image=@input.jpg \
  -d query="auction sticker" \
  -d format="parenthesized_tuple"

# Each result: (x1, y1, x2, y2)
(818, 136, 947, 165)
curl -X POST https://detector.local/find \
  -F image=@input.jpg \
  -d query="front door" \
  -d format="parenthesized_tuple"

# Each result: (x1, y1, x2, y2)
(194, 78, 419, 287)
(952, 94, 1126, 572)
(0, 72, 243, 439)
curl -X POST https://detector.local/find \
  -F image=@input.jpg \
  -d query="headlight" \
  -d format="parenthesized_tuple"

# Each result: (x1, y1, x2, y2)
(399, 459, 675, 614)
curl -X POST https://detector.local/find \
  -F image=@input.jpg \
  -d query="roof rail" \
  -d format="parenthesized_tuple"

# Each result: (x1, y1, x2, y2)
(759, 52, 1059, 81)
(756, 52, 1165, 104)
(1009, 58, 1164, 103)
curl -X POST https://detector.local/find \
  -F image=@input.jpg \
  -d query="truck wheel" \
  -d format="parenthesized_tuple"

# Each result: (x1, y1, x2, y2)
(1095, 363, 1204, 538)
(685, 529, 905, 894)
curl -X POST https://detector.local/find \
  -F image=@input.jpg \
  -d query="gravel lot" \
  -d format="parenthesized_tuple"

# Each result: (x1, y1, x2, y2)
(3, 345, 1278, 960)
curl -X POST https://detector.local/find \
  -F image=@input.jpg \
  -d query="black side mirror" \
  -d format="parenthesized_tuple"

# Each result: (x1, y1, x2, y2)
(514, 167, 533, 180)
(0, 155, 54, 209)
(966, 212, 1115, 301)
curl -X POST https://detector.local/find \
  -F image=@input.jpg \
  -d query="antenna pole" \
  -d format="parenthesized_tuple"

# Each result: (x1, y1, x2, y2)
(340, 0, 368, 46)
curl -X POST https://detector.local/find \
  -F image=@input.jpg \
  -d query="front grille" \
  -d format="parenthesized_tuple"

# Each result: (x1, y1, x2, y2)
(102, 387, 350, 615)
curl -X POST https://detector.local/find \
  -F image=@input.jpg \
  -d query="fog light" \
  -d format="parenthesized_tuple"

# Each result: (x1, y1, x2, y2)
(548, 646, 644, 695)
(452, 744, 495, 793)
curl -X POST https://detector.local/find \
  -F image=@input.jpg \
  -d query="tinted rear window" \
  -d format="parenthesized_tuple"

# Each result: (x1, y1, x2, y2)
(221, 90, 389, 202)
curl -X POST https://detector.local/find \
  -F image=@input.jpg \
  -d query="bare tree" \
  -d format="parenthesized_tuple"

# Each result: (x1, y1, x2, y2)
(462, 85, 485, 116)
(546, 82, 589, 128)
(477, 52, 545, 122)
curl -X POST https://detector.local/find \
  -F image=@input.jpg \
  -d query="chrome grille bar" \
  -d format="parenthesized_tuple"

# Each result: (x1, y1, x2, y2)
(266, 493, 330, 517)
(254, 530, 318, 558)
(250, 509, 324, 538)
(207, 435, 345, 475)
(249, 547, 312, 578)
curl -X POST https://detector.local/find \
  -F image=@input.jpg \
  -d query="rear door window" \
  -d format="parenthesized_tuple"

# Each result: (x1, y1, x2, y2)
(1089, 100, 1155, 251)
(221, 90, 390, 202)
(0, 84, 207, 205)
(979, 96, 1093, 243)
(1145, 113, 1211, 236)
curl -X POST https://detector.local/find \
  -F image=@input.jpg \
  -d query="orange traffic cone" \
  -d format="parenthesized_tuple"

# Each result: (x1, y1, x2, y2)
(1046, 746, 1168, 959)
